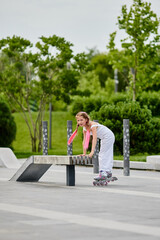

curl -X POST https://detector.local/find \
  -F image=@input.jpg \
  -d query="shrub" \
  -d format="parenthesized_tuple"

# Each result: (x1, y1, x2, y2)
(70, 90, 160, 120)
(137, 91, 160, 117)
(109, 92, 132, 105)
(0, 99, 16, 148)
(90, 102, 160, 154)
(70, 92, 132, 116)
(70, 96, 110, 116)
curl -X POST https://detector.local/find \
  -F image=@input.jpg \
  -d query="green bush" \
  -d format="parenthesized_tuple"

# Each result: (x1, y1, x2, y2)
(137, 91, 160, 117)
(90, 102, 160, 154)
(70, 91, 160, 118)
(0, 99, 16, 148)
(109, 92, 132, 105)
(70, 96, 110, 116)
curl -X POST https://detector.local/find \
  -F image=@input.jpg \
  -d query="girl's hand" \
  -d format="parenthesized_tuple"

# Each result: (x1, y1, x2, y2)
(88, 152, 94, 158)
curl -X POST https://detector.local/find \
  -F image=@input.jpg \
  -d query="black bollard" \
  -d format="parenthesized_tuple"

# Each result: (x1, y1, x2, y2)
(67, 120, 73, 155)
(123, 119, 130, 176)
(67, 120, 75, 186)
(42, 121, 48, 155)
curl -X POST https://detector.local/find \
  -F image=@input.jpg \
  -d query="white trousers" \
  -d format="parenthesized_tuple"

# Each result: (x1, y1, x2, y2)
(99, 133, 115, 172)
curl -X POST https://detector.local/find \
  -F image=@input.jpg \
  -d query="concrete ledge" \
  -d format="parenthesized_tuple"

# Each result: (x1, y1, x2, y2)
(34, 155, 71, 165)
(147, 155, 160, 164)
(33, 155, 92, 165)
(113, 160, 160, 171)
(10, 155, 93, 183)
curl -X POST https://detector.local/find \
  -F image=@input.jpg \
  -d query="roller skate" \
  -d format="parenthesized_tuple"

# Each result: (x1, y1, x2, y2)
(93, 170, 118, 186)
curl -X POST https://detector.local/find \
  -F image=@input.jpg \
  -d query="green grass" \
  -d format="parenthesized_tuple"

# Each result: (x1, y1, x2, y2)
(13, 111, 84, 158)
(12, 111, 147, 162)
(114, 155, 147, 162)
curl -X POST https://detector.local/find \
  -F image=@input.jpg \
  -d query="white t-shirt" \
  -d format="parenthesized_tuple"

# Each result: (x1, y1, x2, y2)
(83, 123, 114, 140)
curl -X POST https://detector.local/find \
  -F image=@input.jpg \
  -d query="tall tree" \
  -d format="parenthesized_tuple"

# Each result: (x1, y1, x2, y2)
(107, 0, 160, 100)
(0, 35, 88, 152)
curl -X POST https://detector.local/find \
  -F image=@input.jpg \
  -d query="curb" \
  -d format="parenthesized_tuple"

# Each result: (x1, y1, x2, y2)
(114, 155, 160, 171)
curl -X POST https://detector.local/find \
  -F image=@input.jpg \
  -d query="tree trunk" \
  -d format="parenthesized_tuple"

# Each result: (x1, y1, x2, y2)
(130, 68, 136, 101)
(37, 100, 45, 152)
(38, 120, 42, 152)
(133, 70, 136, 101)
(132, 52, 138, 102)
(32, 137, 37, 152)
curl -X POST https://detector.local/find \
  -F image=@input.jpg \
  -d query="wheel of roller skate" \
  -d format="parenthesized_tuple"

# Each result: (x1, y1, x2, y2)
(102, 181, 105, 186)
(93, 181, 97, 186)
(104, 181, 108, 186)
(100, 181, 104, 186)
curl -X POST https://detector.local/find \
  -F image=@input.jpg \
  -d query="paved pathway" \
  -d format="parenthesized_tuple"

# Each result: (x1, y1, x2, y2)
(0, 165, 160, 240)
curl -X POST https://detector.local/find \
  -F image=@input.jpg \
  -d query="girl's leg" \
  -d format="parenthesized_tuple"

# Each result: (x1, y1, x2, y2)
(99, 133, 115, 172)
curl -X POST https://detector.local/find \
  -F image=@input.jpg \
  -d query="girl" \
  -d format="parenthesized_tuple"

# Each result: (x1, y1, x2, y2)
(68, 111, 115, 180)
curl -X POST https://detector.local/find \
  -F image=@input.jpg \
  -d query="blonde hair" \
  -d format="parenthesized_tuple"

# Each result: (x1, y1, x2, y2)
(76, 112, 90, 126)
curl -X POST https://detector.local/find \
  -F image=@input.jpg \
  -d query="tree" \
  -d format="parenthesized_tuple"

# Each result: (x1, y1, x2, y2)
(0, 35, 89, 152)
(76, 70, 101, 95)
(91, 53, 114, 88)
(107, 0, 160, 100)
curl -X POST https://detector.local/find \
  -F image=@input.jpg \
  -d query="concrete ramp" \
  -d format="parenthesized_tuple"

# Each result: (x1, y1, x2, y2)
(0, 148, 21, 169)
(10, 155, 73, 182)
(10, 156, 52, 182)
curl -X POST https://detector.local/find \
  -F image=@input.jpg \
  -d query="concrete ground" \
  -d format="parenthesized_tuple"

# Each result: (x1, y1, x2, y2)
(0, 163, 160, 240)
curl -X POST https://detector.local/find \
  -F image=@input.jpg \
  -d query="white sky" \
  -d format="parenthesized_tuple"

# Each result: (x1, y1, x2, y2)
(0, 0, 160, 54)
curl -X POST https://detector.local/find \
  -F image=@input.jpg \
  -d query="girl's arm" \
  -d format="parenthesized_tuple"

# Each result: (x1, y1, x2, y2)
(89, 126, 97, 158)
(83, 130, 87, 155)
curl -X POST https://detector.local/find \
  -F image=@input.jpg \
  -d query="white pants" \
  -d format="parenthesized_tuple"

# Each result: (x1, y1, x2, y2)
(99, 133, 115, 172)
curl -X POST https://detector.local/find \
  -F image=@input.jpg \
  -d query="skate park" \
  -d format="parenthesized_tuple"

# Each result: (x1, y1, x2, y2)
(1, 0, 160, 238)
(0, 109, 160, 240)
(0, 145, 160, 240)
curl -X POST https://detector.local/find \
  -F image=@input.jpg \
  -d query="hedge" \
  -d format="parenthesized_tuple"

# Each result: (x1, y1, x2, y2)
(90, 102, 160, 154)
(70, 92, 160, 118)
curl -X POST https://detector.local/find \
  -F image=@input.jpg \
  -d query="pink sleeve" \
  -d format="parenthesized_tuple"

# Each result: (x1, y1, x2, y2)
(83, 130, 90, 149)
(68, 129, 78, 145)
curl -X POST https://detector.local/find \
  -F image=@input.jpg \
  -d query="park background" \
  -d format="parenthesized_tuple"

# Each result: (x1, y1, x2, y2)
(0, 0, 160, 162)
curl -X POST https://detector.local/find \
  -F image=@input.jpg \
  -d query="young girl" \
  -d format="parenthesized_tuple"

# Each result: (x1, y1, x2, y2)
(68, 111, 115, 180)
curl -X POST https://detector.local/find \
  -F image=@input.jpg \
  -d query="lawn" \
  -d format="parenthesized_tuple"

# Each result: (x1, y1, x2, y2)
(12, 111, 147, 162)
(13, 111, 84, 158)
